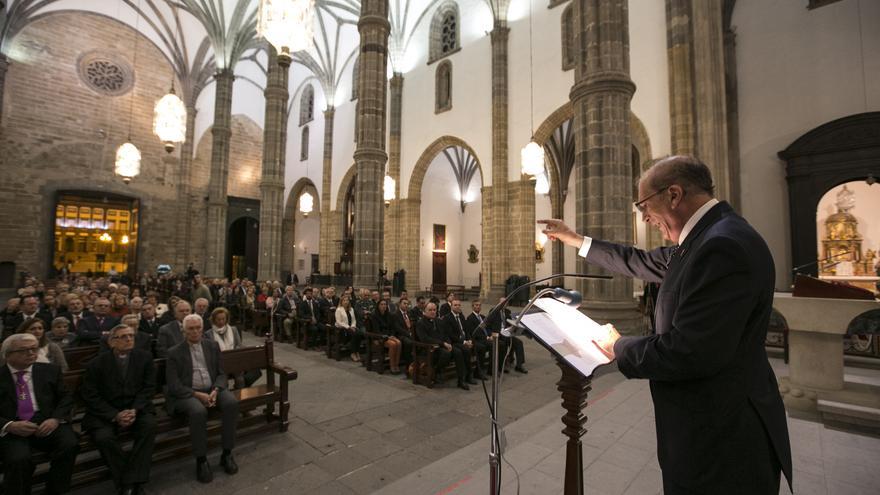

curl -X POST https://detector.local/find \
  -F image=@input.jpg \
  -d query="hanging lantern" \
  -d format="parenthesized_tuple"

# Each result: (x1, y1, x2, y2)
(153, 83, 187, 153)
(121, 235, 130, 245)
(537, 232, 549, 247)
(99, 232, 113, 243)
(115, 142, 141, 184)
(383, 175, 396, 205)
(258, 0, 316, 56)
(299, 191, 314, 217)
(535, 171, 550, 195)
(521, 139, 545, 176)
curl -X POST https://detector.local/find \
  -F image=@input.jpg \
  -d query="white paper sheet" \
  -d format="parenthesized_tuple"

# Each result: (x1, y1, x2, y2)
(519, 298, 614, 378)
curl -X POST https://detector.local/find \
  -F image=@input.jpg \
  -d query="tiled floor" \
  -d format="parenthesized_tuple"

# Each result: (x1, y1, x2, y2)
(72, 333, 880, 494)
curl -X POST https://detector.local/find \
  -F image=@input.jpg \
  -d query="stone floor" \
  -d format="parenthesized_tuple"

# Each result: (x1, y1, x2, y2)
(73, 334, 880, 495)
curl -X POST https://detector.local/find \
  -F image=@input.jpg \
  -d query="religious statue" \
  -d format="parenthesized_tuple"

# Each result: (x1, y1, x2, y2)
(821, 185, 865, 275)
(467, 244, 479, 264)
(535, 241, 545, 263)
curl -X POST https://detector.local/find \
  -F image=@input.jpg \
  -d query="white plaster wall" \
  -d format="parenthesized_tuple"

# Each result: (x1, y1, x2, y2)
(735, 0, 880, 290)
(293, 213, 320, 282)
(418, 154, 483, 290)
(329, 101, 358, 208)
(284, 81, 329, 202)
(816, 181, 880, 260)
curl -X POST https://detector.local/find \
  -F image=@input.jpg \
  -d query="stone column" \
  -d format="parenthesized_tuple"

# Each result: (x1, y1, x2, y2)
(489, 23, 510, 296)
(0, 53, 8, 124)
(205, 69, 235, 277)
(723, 8, 741, 210)
(665, 0, 731, 201)
(258, 47, 291, 281)
(177, 104, 197, 269)
(383, 73, 403, 274)
(352, 0, 390, 288)
(570, 0, 641, 334)
(318, 107, 335, 275)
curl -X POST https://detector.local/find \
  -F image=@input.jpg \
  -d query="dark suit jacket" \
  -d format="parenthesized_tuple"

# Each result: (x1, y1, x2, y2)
(588, 201, 792, 489)
(277, 296, 300, 317)
(156, 321, 184, 358)
(164, 339, 227, 413)
(370, 310, 393, 336)
(7, 312, 51, 333)
(408, 307, 423, 325)
(98, 331, 153, 355)
(465, 313, 489, 342)
(80, 349, 156, 430)
(76, 314, 121, 344)
(0, 363, 73, 426)
(415, 317, 447, 346)
(139, 318, 161, 338)
(391, 311, 414, 340)
(64, 310, 93, 328)
(441, 313, 468, 345)
(297, 298, 319, 321)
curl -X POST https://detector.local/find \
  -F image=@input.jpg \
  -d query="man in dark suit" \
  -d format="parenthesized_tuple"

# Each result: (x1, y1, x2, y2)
(277, 286, 300, 342)
(391, 298, 415, 366)
(156, 300, 191, 358)
(297, 287, 320, 347)
(465, 299, 490, 379)
(81, 324, 156, 495)
(540, 156, 792, 494)
(64, 295, 92, 330)
(76, 297, 120, 345)
(416, 303, 469, 390)
(138, 303, 161, 339)
(485, 298, 527, 374)
(409, 296, 426, 325)
(0, 333, 80, 495)
(165, 314, 239, 483)
(6, 295, 48, 336)
(440, 298, 477, 386)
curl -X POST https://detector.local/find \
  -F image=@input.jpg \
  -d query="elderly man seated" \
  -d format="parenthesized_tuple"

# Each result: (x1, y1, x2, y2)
(165, 314, 239, 483)
(81, 324, 157, 495)
(0, 333, 79, 495)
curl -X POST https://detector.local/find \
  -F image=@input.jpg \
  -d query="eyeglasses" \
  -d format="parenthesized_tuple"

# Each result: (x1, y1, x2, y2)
(112, 334, 136, 340)
(11, 347, 39, 354)
(633, 187, 669, 213)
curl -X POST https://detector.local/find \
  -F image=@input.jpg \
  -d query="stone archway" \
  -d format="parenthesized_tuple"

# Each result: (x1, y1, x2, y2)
(401, 136, 487, 293)
(317, 164, 357, 277)
(282, 178, 320, 281)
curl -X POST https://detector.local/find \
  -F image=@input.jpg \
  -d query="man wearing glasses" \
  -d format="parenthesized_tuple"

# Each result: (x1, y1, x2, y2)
(81, 324, 157, 495)
(0, 333, 79, 495)
(539, 155, 792, 495)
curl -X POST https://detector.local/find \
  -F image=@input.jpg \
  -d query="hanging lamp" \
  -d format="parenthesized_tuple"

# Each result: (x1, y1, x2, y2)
(115, 0, 142, 184)
(520, 0, 545, 178)
(383, 174, 396, 206)
(153, 79, 186, 153)
(258, 0, 316, 57)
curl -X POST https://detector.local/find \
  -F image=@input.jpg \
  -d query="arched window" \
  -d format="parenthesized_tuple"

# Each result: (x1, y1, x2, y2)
(351, 56, 360, 101)
(561, 4, 575, 71)
(435, 61, 452, 113)
(428, 2, 460, 64)
(301, 126, 309, 161)
(299, 84, 314, 126)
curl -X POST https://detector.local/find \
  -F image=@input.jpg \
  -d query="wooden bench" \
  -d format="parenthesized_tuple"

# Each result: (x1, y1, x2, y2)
(28, 337, 297, 492)
(63, 345, 101, 370)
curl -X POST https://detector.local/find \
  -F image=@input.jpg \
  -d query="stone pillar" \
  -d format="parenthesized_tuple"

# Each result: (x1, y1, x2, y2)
(205, 69, 235, 277)
(665, 0, 731, 201)
(489, 23, 510, 296)
(352, 0, 390, 288)
(258, 48, 291, 281)
(570, 0, 641, 334)
(723, 12, 741, 211)
(399, 198, 421, 293)
(318, 107, 335, 275)
(177, 104, 197, 269)
(691, 0, 730, 201)
(0, 53, 8, 124)
(383, 73, 403, 274)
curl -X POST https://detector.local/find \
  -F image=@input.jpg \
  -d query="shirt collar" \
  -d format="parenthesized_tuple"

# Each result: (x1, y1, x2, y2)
(7, 364, 33, 376)
(678, 198, 719, 245)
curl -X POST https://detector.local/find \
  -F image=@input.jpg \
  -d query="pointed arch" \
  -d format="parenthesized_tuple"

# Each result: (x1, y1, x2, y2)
(407, 136, 484, 201)
(282, 177, 320, 280)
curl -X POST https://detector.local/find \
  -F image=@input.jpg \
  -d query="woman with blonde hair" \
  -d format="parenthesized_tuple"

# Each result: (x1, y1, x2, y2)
(205, 307, 260, 388)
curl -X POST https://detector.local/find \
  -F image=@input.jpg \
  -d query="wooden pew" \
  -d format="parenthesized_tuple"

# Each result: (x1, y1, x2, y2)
(26, 338, 297, 492)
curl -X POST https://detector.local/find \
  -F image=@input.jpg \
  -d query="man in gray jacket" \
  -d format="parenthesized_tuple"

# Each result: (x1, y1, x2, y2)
(165, 314, 239, 483)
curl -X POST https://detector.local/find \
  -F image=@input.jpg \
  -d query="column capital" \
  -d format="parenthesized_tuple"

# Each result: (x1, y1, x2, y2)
(358, 14, 390, 33)
(569, 72, 636, 103)
(354, 148, 389, 164)
(324, 107, 336, 119)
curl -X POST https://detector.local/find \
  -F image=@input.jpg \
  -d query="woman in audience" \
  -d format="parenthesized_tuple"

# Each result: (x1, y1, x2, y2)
(3, 318, 69, 371)
(49, 316, 78, 349)
(371, 299, 402, 374)
(335, 295, 363, 362)
(205, 307, 260, 388)
(109, 293, 129, 318)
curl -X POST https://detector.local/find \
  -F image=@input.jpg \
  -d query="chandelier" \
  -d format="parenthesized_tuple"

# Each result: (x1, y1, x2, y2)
(115, 142, 141, 184)
(299, 191, 314, 217)
(258, 0, 316, 56)
(520, 0, 544, 178)
(383, 175, 396, 206)
(99, 232, 113, 243)
(153, 80, 186, 153)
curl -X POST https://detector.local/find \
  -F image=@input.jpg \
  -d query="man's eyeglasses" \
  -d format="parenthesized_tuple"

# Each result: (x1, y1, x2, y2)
(634, 187, 669, 213)
(11, 347, 39, 354)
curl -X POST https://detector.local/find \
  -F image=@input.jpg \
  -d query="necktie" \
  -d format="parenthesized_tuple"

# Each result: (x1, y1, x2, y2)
(456, 315, 464, 339)
(404, 312, 410, 329)
(15, 371, 35, 421)
(97, 316, 105, 327)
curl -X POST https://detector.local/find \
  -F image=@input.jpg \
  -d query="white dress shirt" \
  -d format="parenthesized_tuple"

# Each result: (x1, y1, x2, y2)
(578, 198, 720, 258)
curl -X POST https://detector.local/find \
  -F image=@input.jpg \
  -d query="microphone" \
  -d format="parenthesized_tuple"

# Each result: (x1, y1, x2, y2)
(551, 288, 582, 307)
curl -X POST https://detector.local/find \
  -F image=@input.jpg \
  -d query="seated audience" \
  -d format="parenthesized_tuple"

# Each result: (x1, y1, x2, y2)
(205, 307, 260, 389)
(108, 294, 129, 319)
(165, 314, 239, 483)
(297, 287, 320, 348)
(156, 300, 191, 358)
(371, 299, 402, 374)
(416, 302, 469, 390)
(465, 300, 490, 379)
(0, 333, 79, 495)
(49, 317, 78, 349)
(486, 297, 528, 374)
(138, 303, 161, 339)
(1, 318, 69, 371)
(77, 297, 120, 345)
(81, 324, 157, 495)
(64, 295, 91, 330)
(335, 295, 363, 362)
(441, 299, 477, 386)
(391, 298, 414, 370)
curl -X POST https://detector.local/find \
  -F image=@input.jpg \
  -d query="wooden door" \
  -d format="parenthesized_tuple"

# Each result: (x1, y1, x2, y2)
(432, 252, 447, 293)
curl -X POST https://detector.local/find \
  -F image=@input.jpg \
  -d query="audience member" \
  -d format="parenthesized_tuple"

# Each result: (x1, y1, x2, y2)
(441, 299, 477, 386)
(335, 295, 362, 362)
(156, 300, 191, 358)
(81, 324, 157, 495)
(391, 298, 414, 371)
(2, 318, 68, 371)
(465, 300, 490, 379)
(416, 302, 469, 390)
(205, 308, 260, 389)
(297, 287, 320, 348)
(49, 317, 78, 349)
(371, 299, 402, 374)
(77, 298, 120, 345)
